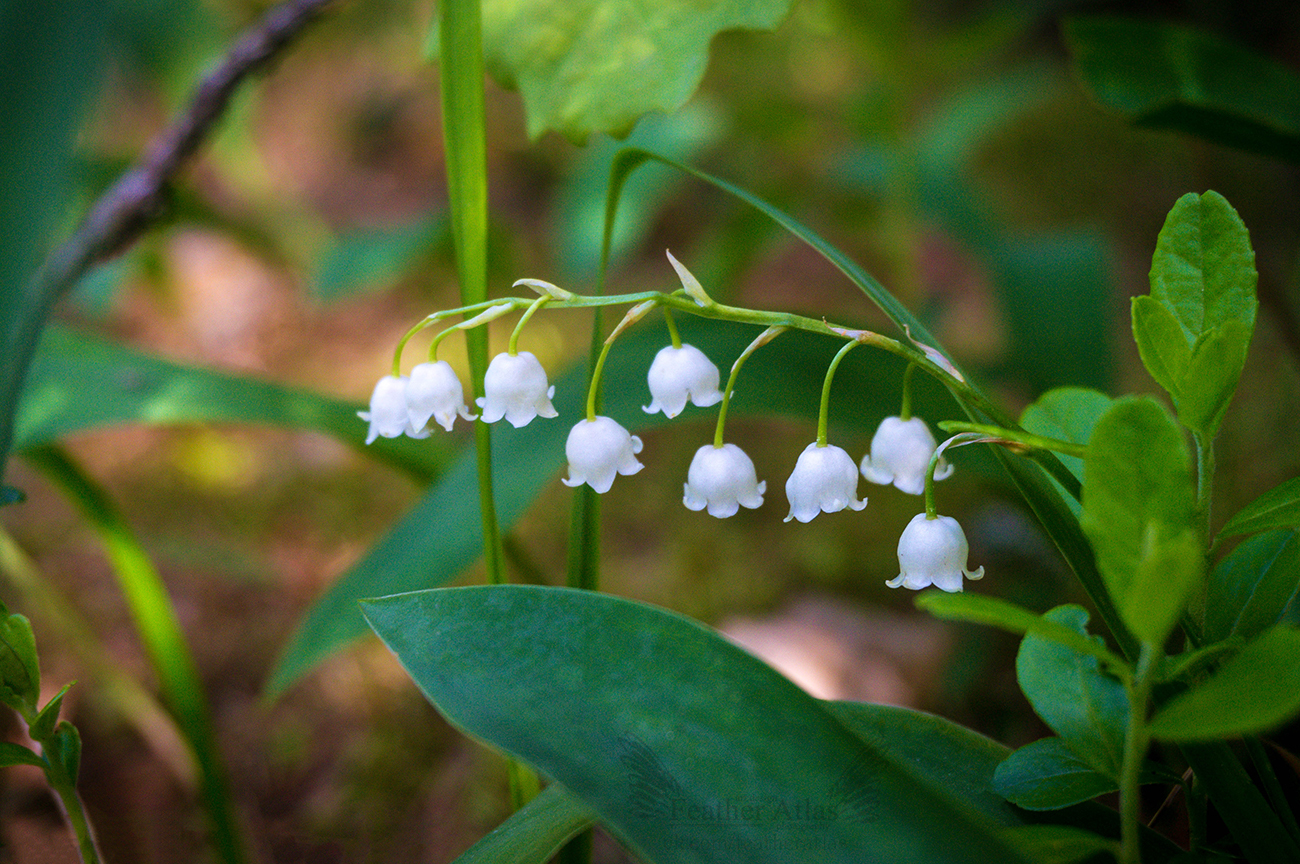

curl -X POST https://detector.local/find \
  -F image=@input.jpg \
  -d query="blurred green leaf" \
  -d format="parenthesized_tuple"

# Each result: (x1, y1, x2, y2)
(1080, 397, 1200, 644)
(451, 783, 595, 864)
(1017, 606, 1128, 781)
(1134, 191, 1257, 437)
(364, 585, 1024, 863)
(312, 215, 446, 304)
(47, 721, 82, 784)
(0, 604, 40, 719)
(1204, 529, 1300, 644)
(1150, 625, 1300, 741)
(993, 738, 1117, 811)
(0, 0, 107, 482)
(0, 741, 44, 768)
(1020, 387, 1114, 488)
(17, 325, 445, 482)
(1065, 16, 1300, 164)
(466, 0, 791, 142)
(1218, 477, 1300, 539)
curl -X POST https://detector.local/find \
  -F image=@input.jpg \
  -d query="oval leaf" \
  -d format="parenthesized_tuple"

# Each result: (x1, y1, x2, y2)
(993, 738, 1118, 812)
(1218, 477, 1300, 539)
(1203, 529, 1300, 644)
(1016, 606, 1128, 780)
(1080, 397, 1200, 644)
(1149, 625, 1300, 741)
(363, 585, 1023, 863)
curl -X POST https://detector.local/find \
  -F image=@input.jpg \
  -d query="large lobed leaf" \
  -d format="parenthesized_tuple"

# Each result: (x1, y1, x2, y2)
(364, 584, 1025, 864)
(470, 0, 792, 142)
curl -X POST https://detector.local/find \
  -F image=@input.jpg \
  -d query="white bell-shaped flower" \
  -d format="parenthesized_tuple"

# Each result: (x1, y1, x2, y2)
(407, 361, 477, 432)
(642, 344, 723, 418)
(682, 443, 766, 518)
(784, 443, 867, 523)
(476, 351, 559, 428)
(359, 375, 427, 444)
(860, 416, 952, 495)
(888, 513, 984, 593)
(562, 416, 644, 493)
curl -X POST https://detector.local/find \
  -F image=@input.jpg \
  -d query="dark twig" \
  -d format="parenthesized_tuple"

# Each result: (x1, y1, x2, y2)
(1, 0, 337, 479)
(45, 0, 338, 288)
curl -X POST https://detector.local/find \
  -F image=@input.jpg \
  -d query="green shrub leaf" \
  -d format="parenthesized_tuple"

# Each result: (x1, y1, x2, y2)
(1132, 191, 1257, 436)
(993, 738, 1118, 811)
(1149, 625, 1300, 741)
(1080, 397, 1201, 644)
(1016, 606, 1128, 780)
(1203, 529, 1300, 644)
(1218, 477, 1300, 539)
(450, 783, 595, 864)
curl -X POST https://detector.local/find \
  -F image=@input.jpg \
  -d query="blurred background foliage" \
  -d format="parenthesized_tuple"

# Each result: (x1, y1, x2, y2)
(4, 0, 1300, 861)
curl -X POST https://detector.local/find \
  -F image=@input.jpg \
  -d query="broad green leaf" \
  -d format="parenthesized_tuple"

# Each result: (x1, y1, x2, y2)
(451, 783, 595, 864)
(470, 0, 792, 142)
(0, 604, 40, 718)
(993, 738, 1117, 811)
(1016, 606, 1128, 780)
(1065, 16, 1300, 164)
(16, 325, 445, 482)
(1019, 387, 1115, 484)
(915, 592, 1127, 673)
(0, 741, 44, 768)
(1133, 191, 1257, 436)
(1150, 625, 1300, 741)
(999, 826, 1116, 864)
(1204, 529, 1300, 644)
(364, 585, 1024, 863)
(267, 319, 955, 695)
(1218, 477, 1300, 539)
(1080, 397, 1200, 644)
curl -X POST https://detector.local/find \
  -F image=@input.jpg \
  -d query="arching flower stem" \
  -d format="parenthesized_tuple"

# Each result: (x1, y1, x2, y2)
(714, 326, 785, 449)
(508, 295, 551, 355)
(899, 362, 917, 422)
(662, 306, 683, 350)
(924, 432, 993, 520)
(816, 340, 859, 448)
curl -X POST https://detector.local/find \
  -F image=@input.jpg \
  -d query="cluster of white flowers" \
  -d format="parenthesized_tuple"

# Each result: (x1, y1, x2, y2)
(359, 260, 983, 592)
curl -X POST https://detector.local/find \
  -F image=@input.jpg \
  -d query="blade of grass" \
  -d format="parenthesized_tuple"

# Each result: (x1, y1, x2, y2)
(24, 445, 248, 864)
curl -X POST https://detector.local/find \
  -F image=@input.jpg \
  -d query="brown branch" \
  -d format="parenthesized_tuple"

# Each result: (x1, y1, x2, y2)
(47, 0, 338, 287)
